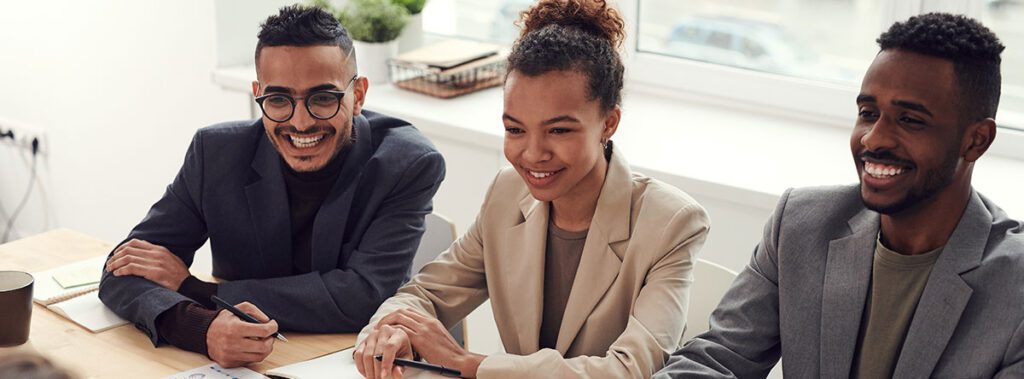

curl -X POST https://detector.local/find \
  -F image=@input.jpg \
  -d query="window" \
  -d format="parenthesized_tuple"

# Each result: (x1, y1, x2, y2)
(420, 0, 1024, 156)
(422, 0, 532, 44)
(637, 0, 881, 85)
(983, 0, 1024, 131)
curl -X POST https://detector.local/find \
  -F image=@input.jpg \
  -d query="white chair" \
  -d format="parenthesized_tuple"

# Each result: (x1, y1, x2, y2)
(684, 259, 738, 341)
(685, 259, 784, 378)
(411, 213, 468, 348)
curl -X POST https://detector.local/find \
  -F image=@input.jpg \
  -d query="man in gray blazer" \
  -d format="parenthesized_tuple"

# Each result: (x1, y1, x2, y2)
(98, 5, 444, 368)
(656, 13, 1024, 379)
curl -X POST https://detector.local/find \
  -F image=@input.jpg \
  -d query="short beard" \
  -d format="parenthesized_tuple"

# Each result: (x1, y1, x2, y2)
(862, 150, 959, 215)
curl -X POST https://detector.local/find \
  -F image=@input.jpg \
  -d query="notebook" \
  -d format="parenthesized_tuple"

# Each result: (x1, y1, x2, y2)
(265, 347, 442, 379)
(392, 40, 500, 70)
(163, 364, 265, 379)
(32, 255, 129, 332)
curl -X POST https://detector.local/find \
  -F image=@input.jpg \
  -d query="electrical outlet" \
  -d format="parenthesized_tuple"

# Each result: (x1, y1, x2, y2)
(0, 118, 47, 155)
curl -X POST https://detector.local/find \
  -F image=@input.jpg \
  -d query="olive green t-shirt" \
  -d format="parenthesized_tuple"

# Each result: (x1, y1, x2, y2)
(850, 237, 943, 379)
(539, 221, 588, 350)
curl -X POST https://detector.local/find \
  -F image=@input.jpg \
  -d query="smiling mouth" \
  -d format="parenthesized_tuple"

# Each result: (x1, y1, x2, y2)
(289, 134, 325, 148)
(862, 159, 912, 179)
(529, 169, 561, 178)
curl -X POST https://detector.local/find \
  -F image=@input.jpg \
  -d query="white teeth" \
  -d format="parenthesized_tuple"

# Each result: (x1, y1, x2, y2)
(864, 162, 905, 178)
(529, 170, 556, 178)
(289, 135, 324, 148)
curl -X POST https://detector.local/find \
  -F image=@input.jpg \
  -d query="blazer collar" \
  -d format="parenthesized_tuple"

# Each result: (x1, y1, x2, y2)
(892, 190, 989, 378)
(506, 148, 632, 354)
(244, 115, 373, 275)
(819, 207, 878, 378)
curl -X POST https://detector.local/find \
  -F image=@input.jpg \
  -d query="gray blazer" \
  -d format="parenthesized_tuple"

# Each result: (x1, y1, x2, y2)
(656, 185, 1024, 379)
(98, 111, 445, 345)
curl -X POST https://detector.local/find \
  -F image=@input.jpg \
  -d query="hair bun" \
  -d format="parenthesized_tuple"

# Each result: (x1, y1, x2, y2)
(518, 0, 625, 48)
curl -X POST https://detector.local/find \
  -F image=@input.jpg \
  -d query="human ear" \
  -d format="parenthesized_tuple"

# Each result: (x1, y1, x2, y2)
(962, 118, 996, 163)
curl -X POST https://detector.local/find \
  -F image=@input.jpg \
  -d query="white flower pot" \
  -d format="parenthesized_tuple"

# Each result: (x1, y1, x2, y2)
(354, 40, 399, 85)
(398, 13, 424, 54)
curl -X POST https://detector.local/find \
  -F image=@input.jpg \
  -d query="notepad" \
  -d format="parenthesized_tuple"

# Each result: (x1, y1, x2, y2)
(163, 364, 265, 379)
(32, 255, 128, 333)
(265, 348, 442, 379)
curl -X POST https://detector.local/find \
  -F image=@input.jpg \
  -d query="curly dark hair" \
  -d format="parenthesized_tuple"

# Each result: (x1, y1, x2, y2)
(507, 0, 625, 113)
(255, 5, 354, 69)
(877, 12, 1005, 122)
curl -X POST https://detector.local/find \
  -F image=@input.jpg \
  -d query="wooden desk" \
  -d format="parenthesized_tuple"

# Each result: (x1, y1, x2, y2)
(0, 229, 356, 378)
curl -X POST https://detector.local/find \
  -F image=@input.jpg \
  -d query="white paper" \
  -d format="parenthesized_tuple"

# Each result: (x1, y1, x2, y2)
(47, 290, 128, 333)
(265, 347, 443, 379)
(163, 364, 266, 379)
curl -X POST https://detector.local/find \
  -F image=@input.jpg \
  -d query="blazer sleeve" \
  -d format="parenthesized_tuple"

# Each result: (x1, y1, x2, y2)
(98, 131, 210, 345)
(996, 318, 1024, 378)
(653, 189, 792, 379)
(215, 150, 446, 333)
(356, 173, 498, 345)
(477, 203, 710, 379)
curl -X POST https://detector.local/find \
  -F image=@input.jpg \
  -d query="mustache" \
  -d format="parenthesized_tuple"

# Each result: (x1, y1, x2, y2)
(860, 150, 916, 168)
(273, 124, 336, 136)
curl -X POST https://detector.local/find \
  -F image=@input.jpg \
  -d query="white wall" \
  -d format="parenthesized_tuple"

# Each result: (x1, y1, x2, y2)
(0, 1, 251, 243)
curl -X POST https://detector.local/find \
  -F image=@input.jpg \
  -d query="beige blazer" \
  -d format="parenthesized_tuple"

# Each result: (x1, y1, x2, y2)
(358, 150, 710, 378)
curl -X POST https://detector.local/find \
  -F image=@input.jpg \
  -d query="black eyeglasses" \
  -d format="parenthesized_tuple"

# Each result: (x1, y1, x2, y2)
(254, 75, 359, 123)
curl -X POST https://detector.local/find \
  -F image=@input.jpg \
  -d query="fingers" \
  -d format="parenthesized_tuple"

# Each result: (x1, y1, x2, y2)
(234, 302, 272, 323)
(378, 328, 404, 379)
(111, 262, 156, 278)
(380, 312, 422, 335)
(359, 330, 380, 379)
(354, 340, 370, 377)
(107, 250, 159, 272)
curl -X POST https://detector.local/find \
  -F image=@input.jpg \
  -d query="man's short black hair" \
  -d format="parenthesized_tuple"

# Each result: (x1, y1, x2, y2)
(877, 13, 1005, 122)
(255, 5, 354, 69)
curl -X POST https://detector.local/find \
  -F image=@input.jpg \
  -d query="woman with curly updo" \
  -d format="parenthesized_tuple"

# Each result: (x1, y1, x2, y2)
(354, 1, 710, 377)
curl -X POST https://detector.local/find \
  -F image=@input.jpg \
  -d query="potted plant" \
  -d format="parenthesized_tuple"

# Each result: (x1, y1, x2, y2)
(393, 0, 428, 53)
(337, 0, 409, 84)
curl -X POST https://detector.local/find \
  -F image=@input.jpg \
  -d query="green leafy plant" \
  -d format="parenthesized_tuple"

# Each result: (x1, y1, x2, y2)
(392, 0, 427, 15)
(338, 0, 410, 43)
(308, 0, 335, 12)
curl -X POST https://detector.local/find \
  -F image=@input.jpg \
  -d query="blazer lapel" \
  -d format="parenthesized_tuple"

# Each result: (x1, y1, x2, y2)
(244, 125, 293, 277)
(503, 194, 548, 354)
(820, 209, 878, 378)
(892, 191, 988, 378)
(555, 150, 631, 353)
(310, 115, 372, 271)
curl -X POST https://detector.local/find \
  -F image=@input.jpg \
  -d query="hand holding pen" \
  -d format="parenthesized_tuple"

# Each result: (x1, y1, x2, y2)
(206, 296, 285, 368)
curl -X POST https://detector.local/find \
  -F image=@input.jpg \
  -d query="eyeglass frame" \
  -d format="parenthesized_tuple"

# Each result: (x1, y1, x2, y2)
(254, 74, 360, 123)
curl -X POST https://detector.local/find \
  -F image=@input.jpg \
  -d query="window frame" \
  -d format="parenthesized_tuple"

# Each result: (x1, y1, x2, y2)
(619, 0, 1024, 160)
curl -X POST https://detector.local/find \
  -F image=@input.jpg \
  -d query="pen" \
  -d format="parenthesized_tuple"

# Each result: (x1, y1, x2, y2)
(210, 295, 288, 342)
(374, 355, 461, 377)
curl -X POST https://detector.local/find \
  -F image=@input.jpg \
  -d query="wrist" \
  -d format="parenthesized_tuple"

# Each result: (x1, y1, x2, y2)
(455, 352, 485, 378)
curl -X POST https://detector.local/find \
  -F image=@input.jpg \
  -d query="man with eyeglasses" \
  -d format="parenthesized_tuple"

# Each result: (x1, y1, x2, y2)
(98, 5, 444, 368)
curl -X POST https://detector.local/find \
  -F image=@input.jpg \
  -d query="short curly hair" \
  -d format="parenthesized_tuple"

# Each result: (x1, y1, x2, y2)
(877, 13, 1005, 122)
(255, 5, 354, 69)
(507, 0, 625, 113)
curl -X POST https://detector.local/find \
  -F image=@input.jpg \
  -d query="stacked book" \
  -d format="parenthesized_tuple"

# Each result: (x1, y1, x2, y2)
(389, 40, 508, 98)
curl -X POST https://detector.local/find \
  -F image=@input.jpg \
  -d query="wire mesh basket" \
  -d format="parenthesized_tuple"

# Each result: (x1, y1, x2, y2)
(388, 55, 507, 99)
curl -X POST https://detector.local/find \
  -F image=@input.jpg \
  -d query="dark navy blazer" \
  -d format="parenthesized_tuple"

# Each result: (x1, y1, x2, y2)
(98, 111, 445, 344)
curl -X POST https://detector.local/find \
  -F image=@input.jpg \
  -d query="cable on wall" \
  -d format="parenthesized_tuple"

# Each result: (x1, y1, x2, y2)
(1, 138, 39, 243)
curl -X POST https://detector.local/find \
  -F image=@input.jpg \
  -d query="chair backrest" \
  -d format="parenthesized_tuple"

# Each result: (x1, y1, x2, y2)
(410, 213, 467, 347)
(684, 259, 739, 341)
(412, 213, 458, 275)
